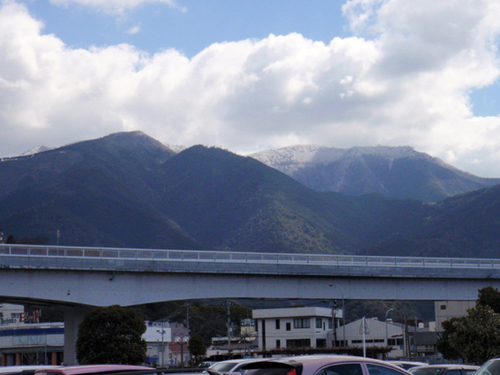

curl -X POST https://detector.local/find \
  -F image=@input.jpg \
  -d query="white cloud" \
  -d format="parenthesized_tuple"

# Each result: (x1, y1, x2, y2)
(127, 25, 141, 35)
(1, 1, 500, 177)
(48, 0, 186, 14)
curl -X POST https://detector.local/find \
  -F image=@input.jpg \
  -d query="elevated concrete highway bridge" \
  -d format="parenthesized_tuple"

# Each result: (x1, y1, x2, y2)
(2, 243, 500, 363)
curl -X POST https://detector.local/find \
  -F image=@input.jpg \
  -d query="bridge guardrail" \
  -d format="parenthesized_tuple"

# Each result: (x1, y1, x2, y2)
(2, 243, 500, 270)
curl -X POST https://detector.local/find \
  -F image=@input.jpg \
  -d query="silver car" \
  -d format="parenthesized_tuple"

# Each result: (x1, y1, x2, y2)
(408, 365, 479, 375)
(240, 355, 412, 375)
(210, 359, 272, 374)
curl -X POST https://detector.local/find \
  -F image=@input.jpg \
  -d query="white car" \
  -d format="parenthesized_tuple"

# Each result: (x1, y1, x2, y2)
(210, 359, 271, 374)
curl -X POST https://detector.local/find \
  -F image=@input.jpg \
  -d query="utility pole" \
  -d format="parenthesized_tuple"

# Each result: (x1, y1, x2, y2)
(414, 315, 418, 358)
(223, 300, 234, 354)
(331, 300, 338, 347)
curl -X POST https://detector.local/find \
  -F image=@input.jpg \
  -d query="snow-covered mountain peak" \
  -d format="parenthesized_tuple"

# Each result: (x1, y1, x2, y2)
(251, 145, 423, 174)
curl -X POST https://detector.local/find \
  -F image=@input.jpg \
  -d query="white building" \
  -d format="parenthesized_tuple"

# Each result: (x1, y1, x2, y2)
(434, 301, 475, 332)
(252, 307, 342, 351)
(335, 317, 405, 358)
(143, 321, 172, 367)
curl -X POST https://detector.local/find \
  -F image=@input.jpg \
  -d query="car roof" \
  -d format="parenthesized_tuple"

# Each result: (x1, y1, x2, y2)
(242, 354, 409, 374)
(390, 362, 429, 366)
(411, 365, 479, 370)
(210, 359, 269, 373)
(35, 365, 154, 375)
(212, 359, 264, 365)
(273, 355, 402, 366)
(0, 367, 61, 375)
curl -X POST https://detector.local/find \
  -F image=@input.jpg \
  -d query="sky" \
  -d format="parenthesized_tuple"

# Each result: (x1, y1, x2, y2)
(1, 0, 500, 177)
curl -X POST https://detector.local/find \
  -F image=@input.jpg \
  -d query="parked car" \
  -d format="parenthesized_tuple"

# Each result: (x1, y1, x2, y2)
(210, 359, 270, 374)
(239, 354, 412, 375)
(463, 359, 500, 375)
(408, 364, 479, 375)
(389, 363, 429, 371)
(34, 365, 155, 375)
(0, 366, 61, 375)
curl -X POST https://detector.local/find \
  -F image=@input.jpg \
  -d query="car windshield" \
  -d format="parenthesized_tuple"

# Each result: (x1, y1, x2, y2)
(210, 363, 240, 372)
(241, 363, 296, 375)
(409, 369, 442, 375)
(476, 360, 500, 375)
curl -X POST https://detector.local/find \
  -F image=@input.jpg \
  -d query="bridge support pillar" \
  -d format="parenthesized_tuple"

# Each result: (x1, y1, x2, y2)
(64, 305, 92, 365)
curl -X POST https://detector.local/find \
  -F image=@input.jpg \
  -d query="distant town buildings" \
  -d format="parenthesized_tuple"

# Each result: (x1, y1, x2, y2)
(0, 300, 477, 366)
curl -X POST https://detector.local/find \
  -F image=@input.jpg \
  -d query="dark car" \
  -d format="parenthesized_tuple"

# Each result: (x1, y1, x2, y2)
(408, 364, 479, 375)
(473, 358, 500, 375)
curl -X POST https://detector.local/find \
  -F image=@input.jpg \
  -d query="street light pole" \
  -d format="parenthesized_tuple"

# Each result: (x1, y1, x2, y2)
(331, 300, 338, 347)
(329, 284, 346, 347)
(157, 321, 166, 367)
(175, 336, 189, 367)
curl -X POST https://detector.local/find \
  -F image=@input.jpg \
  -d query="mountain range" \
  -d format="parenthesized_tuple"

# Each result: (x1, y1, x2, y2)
(1, 131, 499, 258)
(251, 145, 500, 202)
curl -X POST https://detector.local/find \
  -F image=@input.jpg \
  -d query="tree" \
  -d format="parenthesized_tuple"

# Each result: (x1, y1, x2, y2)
(477, 286, 500, 313)
(447, 305, 500, 364)
(188, 334, 207, 367)
(436, 317, 465, 361)
(76, 305, 147, 365)
(438, 287, 500, 364)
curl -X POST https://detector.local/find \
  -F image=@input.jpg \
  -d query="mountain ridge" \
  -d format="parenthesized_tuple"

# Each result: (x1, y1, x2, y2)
(1, 131, 498, 258)
(250, 145, 500, 202)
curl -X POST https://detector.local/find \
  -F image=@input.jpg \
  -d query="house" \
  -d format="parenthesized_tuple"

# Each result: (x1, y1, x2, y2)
(252, 306, 342, 351)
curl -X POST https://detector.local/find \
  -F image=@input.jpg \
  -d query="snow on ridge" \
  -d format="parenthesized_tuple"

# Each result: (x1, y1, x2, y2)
(251, 145, 423, 174)
(251, 145, 327, 165)
(20, 145, 52, 156)
(165, 144, 186, 153)
(344, 145, 417, 160)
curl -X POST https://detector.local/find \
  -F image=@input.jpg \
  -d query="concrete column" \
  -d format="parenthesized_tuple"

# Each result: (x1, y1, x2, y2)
(51, 351, 58, 365)
(64, 305, 92, 365)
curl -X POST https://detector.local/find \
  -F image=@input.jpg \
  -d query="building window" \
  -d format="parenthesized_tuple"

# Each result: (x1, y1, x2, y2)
(316, 318, 322, 328)
(328, 319, 333, 329)
(286, 339, 311, 348)
(294, 318, 310, 329)
(440, 305, 447, 310)
(276, 319, 280, 330)
(286, 322, 291, 331)
(388, 338, 404, 346)
(316, 338, 326, 348)
(276, 339, 281, 348)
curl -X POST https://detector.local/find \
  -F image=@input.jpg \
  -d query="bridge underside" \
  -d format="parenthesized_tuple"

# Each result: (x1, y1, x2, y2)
(1, 267, 497, 306)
